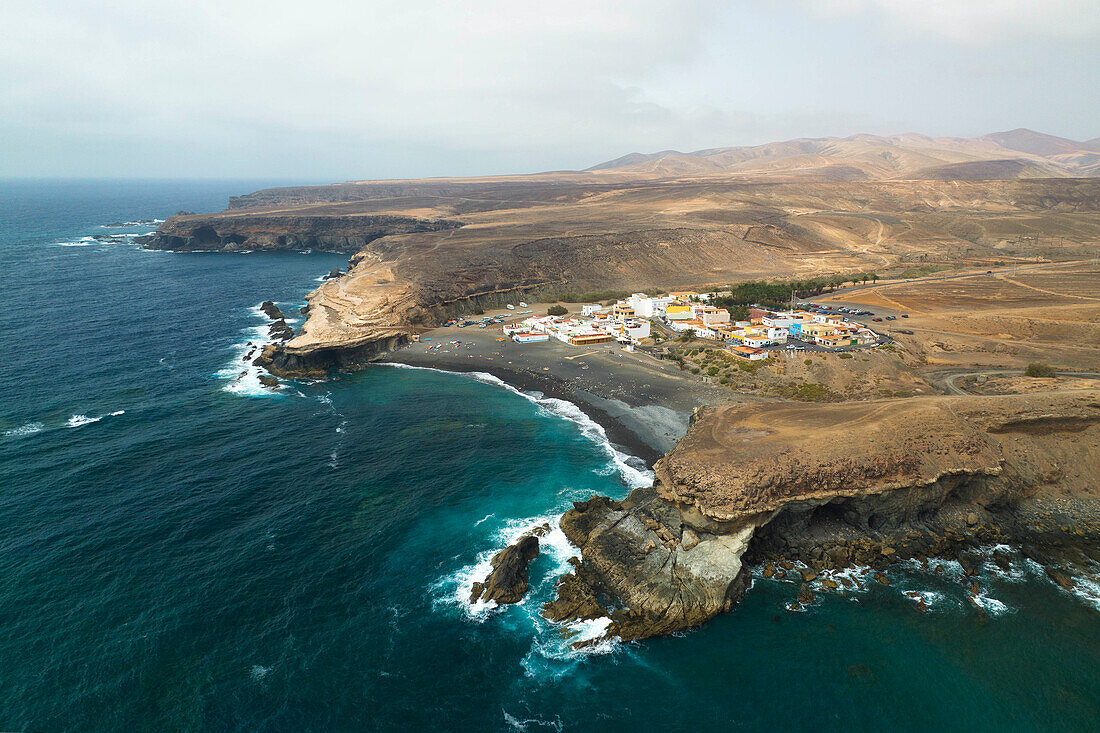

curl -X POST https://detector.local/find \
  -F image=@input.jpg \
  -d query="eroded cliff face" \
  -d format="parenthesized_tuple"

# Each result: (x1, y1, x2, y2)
(545, 390, 1100, 641)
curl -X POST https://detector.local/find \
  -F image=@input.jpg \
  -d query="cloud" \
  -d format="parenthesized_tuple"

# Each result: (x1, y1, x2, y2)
(809, 0, 1100, 43)
(0, 0, 731, 175)
(0, 0, 1094, 177)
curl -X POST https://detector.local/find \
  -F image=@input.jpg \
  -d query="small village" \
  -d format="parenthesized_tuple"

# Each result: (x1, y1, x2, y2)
(496, 291, 885, 360)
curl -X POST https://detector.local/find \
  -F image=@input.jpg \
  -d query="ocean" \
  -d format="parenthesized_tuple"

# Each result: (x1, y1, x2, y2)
(1, 180, 1098, 731)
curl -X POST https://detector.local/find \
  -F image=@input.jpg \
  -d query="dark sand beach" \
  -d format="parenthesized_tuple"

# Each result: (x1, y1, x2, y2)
(384, 307, 742, 463)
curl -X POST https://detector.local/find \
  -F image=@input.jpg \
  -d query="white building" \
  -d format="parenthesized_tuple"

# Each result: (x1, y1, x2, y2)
(626, 293, 655, 318)
(624, 319, 651, 342)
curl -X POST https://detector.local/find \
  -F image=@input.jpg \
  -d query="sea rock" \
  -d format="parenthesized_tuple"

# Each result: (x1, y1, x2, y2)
(873, 572, 890, 585)
(1044, 567, 1076, 592)
(323, 268, 343, 280)
(797, 583, 815, 605)
(762, 564, 775, 579)
(470, 534, 539, 605)
(258, 374, 280, 389)
(799, 568, 818, 583)
(268, 319, 294, 342)
(260, 300, 285, 321)
(823, 579, 839, 590)
(530, 522, 552, 537)
(544, 485, 755, 641)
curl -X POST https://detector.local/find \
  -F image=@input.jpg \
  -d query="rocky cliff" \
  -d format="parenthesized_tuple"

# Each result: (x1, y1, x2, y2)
(146, 213, 462, 253)
(544, 390, 1100, 642)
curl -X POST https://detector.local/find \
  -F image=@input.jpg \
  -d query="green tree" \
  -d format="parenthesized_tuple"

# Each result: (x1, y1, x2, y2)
(547, 304, 567, 316)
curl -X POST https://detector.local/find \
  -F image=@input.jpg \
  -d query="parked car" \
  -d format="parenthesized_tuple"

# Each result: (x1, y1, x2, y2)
(901, 314, 909, 318)
(886, 316, 896, 321)
(872, 317, 883, 322)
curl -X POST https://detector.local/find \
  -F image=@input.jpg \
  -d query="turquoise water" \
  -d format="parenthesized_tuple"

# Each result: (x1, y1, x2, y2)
(1, 180, 1098, 731)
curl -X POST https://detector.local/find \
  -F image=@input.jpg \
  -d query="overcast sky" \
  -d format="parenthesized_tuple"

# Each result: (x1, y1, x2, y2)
(2, 0, 1097, 179)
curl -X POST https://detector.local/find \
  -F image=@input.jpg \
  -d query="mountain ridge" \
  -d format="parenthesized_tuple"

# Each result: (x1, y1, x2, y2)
(586, 129, 1099, 180)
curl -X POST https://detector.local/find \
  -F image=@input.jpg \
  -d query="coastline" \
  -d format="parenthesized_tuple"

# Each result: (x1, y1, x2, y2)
(379, 316, 742, 466)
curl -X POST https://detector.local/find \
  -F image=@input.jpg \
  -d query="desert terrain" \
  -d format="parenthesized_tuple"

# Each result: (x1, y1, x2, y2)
(145, 129, 1100, 375)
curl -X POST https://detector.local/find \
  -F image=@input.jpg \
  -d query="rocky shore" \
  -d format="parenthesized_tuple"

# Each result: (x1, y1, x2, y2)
(543, 389, 1100, 642)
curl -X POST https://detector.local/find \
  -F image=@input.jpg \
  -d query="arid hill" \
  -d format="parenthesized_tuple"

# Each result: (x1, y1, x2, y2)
(587, 129, 1100, 180)
(146, 130, 1100, 375)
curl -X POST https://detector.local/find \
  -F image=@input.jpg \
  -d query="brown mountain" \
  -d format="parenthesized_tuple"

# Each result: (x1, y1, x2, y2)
(587, 130, 1098, 181)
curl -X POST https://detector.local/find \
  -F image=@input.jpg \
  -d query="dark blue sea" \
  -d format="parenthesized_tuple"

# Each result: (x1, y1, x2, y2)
(1, 180, 1098, 731)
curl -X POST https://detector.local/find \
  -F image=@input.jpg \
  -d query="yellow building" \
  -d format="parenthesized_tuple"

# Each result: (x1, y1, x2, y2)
(665, 304, 693, 320)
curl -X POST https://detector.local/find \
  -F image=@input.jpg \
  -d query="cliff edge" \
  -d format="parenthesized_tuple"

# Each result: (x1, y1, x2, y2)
(545, 389, 1100, 641)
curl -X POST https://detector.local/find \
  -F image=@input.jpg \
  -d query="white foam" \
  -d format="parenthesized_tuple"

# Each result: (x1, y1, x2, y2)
(436, 510, 625, 667)
(502, 710, 563, 732)
(903, 590, 947, 611)
(65, 410, 125, 429)
(381, 364, 653, 489)
(56, 236, 99, 247)
(969, 591, 1012, 616)
(3, 422, 44, 438)
(1067, 572, 1100, 612)
(249, 665, 272, 681)
(218, 314, 282, 398)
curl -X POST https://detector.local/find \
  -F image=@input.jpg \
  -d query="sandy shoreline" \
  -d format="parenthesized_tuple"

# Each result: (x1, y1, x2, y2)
(381, 308, 741, 465)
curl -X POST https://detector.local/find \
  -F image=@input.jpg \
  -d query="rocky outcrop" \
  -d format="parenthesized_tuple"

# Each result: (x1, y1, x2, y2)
(259, 301, 284, 320)
(544, 487, 755, 641)
(471, 535, 540, 605)
(258, 301, 294, 343)
(545, 390, 1100, 641)
(253, 332, 409, 378)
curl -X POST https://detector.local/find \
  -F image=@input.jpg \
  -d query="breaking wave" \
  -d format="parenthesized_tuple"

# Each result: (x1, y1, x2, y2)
(66, 410, 124, 429)
(3, 422, 44, 438)
(381, 363, 653, 489)
(432, 511, 621, 665)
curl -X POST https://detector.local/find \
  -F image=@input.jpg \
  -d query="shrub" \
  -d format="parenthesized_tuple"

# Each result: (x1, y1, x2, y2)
(803, 359, 813, 366)
(690, 367, 701, 374)
(782, 382, 833, 401)
(707, 366, 720, 376)
(1025, 362, 1057, 378)
(719, 376, 730, 385)
(838, 353, 853, 359)
(547, 304, 567, 316)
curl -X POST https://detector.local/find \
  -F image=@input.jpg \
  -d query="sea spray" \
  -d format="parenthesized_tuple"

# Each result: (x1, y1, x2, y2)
(3, 422, 45, 438)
